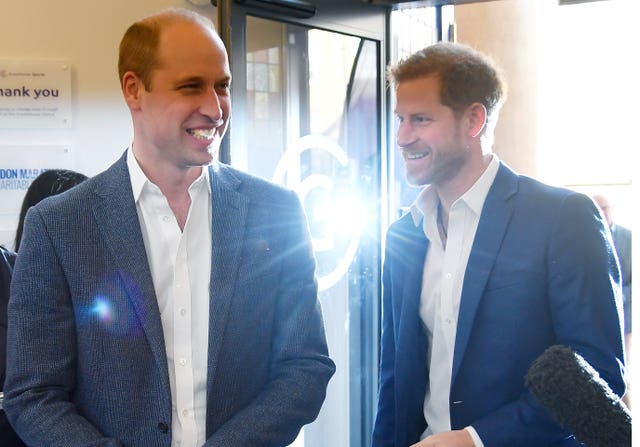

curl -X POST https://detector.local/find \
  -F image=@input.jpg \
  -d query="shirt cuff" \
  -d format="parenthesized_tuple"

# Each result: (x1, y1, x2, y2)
(465, 426, 485, 447)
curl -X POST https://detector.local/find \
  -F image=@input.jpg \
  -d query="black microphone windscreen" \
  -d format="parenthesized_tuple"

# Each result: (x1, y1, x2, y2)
(525, 345, 631, 447)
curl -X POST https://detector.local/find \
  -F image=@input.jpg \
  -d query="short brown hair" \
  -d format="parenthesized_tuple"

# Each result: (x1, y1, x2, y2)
(388, 42, 506, 120)
(118, 8, 216, 90)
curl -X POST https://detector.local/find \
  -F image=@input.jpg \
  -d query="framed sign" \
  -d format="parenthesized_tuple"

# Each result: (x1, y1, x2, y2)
(0, 60, 72, 129)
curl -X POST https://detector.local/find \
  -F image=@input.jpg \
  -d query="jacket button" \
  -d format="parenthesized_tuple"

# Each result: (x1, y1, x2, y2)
(158, 422, 169, 433)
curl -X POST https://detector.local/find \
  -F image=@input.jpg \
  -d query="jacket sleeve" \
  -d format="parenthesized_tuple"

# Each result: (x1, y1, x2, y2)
(472, 192, 626, 446)
(203, 189, 335, 447)
(4, 208, 123, 447)
(371, 251, 396, 447)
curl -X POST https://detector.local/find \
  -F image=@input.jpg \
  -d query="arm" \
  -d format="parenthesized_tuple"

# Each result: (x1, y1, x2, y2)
(4, 208, 122, 447)
(204, 190, 335, 446)
(371, 253, 397, 447)
(472, 192, 626, 446)
(1, 246, 16, 389)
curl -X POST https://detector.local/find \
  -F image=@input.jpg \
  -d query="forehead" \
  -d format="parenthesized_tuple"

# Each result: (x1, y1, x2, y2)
(395, 75, 443, 111)
(155, 20, 230, 77)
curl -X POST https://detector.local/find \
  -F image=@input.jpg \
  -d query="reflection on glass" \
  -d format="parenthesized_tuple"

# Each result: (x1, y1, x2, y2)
(238, 15, 381, 447)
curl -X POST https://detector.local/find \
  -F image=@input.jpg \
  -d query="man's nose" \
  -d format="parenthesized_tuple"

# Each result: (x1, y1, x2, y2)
(201, 88, 224, 122)
(396, 121, 415, 148)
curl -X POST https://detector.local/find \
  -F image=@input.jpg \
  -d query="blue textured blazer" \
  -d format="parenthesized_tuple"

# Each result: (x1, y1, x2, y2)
(5, 152, 335, 447)
(372, 163, 625, 447)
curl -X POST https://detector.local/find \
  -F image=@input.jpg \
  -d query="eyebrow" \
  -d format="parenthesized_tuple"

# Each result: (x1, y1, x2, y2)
(175, 75, 232, 84)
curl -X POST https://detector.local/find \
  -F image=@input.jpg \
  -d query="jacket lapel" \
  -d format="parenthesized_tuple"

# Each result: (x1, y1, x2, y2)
(206, 163, 249, 382)
(397, 218, 429, 361)
(392, 216, 430, 434)
(451, 163, 518, 382)
(91, 152, 170, 392)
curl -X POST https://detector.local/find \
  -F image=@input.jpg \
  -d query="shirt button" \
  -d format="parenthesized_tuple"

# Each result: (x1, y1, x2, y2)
(179, 358, 187, 366)
(182, 409, 189, 417)
(445, 273, 452, 279)
(180, 308, 187, 316)
(162, 216, 170, 222)
(158, 422, 169, 433)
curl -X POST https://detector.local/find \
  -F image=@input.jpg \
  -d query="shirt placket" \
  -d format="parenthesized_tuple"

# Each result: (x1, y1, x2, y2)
(173, 237, 197, 446)
(440, 204, 464, 357)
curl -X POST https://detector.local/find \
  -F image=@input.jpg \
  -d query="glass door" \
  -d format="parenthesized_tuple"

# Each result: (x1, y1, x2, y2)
(222, 2, 387, 445)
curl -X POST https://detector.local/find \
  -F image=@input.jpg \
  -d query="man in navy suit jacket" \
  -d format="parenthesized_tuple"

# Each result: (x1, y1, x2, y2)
(594, 193, 632, 408)
(4, 8, 334, 447)
(372, 42, 625, 447)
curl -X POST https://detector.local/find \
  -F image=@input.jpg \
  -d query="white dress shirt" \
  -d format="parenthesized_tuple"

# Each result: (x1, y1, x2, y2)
(127, 148, 211, 447)
(410, 155, 499, 447)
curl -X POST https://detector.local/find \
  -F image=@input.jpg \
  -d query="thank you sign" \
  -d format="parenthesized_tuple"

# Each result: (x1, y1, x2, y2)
(0, 60, 72, 128)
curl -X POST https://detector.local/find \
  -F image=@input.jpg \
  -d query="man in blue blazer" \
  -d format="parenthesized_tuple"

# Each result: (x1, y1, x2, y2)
(5, 8, 334, 447)
(372, 43, 625, 447)
(594, 193, 632, 407)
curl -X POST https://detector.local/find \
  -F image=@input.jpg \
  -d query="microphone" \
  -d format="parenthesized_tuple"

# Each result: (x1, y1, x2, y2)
(524, 345, 631, 447)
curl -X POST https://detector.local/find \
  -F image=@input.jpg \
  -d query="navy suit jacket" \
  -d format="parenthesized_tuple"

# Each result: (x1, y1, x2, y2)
(611, 224, 632, 333)
(372, 163, 625, 447)
(5, 152, 335, 447)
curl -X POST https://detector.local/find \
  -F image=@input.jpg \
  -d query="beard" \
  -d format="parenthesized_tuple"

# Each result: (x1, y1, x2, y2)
(405, 141, 469, 187)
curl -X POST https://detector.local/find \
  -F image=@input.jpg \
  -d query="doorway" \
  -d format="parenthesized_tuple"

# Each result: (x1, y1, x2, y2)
(220, 1, 388, 445)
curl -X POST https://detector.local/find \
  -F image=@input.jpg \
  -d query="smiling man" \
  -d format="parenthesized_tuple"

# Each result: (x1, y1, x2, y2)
(4, 8, 334, 447)
(372, 42, 625, 447)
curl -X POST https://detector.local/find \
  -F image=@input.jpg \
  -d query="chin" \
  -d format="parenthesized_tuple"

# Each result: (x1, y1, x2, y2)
(406, 171, 431, 187)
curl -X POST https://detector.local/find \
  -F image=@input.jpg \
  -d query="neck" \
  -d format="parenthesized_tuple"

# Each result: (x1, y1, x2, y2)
(132, 146, 202, 194)
(435, 153, 492, 213)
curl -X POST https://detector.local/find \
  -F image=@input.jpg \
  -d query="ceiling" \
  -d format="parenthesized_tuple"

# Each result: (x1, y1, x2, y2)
(362, 0, 504, 7)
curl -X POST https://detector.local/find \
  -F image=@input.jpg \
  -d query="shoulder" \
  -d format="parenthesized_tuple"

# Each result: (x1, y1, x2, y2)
(1, 246, 16, 301)
(388, 211, 419, 237)
(386, 211, 424, 257)
(614, 224, 632, 238)
(498, 164, 595, 213)
(30, 157, 126, 216)
(0, 245, 16, 271)
(211, 162, 299, 205)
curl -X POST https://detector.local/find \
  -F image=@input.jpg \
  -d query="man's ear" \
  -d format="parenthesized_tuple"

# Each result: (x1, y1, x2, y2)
(465, 102, 488, 138)
(122, 72, 143, 110)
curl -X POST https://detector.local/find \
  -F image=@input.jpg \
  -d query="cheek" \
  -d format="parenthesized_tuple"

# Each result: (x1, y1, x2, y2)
(417, 128, 446, 147)
(427, 125, 458, 146)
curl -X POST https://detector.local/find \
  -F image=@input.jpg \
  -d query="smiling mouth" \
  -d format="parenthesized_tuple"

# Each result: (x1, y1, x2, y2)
(405, 151, 429, 160)
(187, 128, 216, 140)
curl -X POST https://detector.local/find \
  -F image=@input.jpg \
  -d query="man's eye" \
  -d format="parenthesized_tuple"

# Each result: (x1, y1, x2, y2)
(412, 116, 431, 125)
(216, 83, 231, 95)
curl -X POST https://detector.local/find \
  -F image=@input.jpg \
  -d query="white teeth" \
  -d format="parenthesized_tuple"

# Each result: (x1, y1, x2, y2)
(407, 152, 428, 160)
(188, 128, 215, 140)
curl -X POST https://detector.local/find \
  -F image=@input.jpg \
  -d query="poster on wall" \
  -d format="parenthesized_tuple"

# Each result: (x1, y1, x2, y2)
(0, 60, 72, 128)
(0, 145, 73, 248)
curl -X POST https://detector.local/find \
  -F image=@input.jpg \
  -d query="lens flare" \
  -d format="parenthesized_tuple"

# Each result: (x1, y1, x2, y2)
(91, 296, 114, 324)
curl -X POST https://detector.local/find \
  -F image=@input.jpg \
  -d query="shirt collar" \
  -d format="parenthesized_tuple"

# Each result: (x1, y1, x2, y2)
(410, 185, 438, 227)
(410, 154, 500, 227)
(126, 146, 211, 203)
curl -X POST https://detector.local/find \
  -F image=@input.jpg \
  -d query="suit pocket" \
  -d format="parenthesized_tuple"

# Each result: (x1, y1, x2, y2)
(483, 266, 545, 293)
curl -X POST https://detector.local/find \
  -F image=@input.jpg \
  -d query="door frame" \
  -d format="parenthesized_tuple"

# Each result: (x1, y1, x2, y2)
(214, 1, 389, 445)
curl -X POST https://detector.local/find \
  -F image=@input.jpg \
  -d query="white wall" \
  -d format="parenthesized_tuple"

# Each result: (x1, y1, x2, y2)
(454, 0, 638, 230)
(455, 0, 539, 177)
(0, 0, 217, 248)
